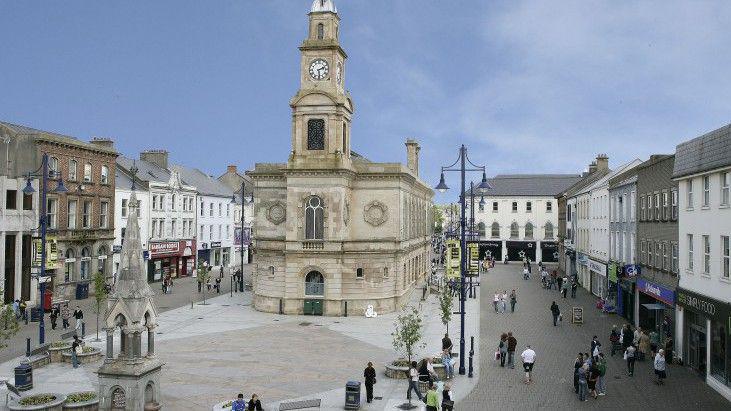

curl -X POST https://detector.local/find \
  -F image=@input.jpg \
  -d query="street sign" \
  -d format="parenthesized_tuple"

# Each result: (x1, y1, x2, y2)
(38, 276, 53, 284)
(572, 307, 584, 324)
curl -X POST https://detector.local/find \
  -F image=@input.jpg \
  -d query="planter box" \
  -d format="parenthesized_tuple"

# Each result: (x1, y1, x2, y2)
(48, 346, 71, 363)
(9, 393, 66, 411)
(63, 392, 99, 411)
(384, 359, 447, 380)
(62, 348, 103, 365)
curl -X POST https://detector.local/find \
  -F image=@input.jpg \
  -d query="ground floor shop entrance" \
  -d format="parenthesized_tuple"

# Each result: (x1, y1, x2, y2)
(505, 241, 536, 262)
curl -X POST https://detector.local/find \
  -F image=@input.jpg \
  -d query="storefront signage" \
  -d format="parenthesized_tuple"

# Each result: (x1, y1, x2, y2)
(201, 242, 209, 250)
(623, 264, 640, 277)
(32, 236, 58, 270)
(577, 253, 589, 266)
(676, 289, 731, 323)
(637, 278, 675, 306)
(210, 241, 222, 248)
(588, 259, 607, 275)
(608, 263, 618, 283)
(572, 307, 584, 324)
(113, 245, 122, 253)
(149, 241, 180, 256)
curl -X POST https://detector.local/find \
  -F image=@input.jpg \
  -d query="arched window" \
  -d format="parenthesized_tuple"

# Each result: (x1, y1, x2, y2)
(477, 222, 486, 237)
(69, 159, 77, 181)
(80, 247, 91, 280)
(101, 165, 109, 184)
(305, 196, 324, 240)
(544, 222, 554, 239)
(525, 222, 534, 239)
(48, 156, 59, 176)
(510, 222, 519, 238)
(84, 163, 92, 182)
(491, 222, 500, 238)
(98, 246, 108, 276)
(64, 248, 75, 282)
(305, 271, 324, 296)
(317, 23, 324, 40)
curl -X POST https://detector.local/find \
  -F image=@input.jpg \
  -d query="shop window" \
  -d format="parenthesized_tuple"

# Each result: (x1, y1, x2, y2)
(710, 320, 728, 386)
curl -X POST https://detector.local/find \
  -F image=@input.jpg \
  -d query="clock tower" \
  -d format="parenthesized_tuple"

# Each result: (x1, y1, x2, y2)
(290, 0, 353, 169)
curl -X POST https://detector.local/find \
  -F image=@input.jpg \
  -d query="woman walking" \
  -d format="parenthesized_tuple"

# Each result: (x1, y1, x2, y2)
(654, 349, 667, 385)
(577, 363, 589, 402)
(493, 292, 500, 313)
(510, 290, 517, 312)
(624, 344, 637, 376)
(499, 333, 508, 367)
(638, 330, 650, 361)
(588, 363, 599, 399)
(501, 291, 508, 313)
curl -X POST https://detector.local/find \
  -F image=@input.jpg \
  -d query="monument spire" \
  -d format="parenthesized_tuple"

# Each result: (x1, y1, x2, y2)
(113, 190, 154, 298)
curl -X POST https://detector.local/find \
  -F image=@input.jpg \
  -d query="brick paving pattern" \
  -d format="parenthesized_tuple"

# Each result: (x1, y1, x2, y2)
(460, 263, 729, 410)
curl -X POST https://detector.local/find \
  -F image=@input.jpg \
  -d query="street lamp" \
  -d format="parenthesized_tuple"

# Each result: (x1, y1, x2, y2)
(24, 153, 68, 345)
(435, 144, 490, 375)
(231, 179, 253, 292)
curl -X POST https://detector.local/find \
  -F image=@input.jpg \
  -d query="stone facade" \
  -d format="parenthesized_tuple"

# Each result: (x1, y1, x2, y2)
(248, 2, 433, 316)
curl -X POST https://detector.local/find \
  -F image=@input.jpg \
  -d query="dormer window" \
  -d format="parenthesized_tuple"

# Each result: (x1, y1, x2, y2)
(317, 23, 324, 40)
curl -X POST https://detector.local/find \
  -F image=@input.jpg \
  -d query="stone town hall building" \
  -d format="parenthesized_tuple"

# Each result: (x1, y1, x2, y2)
(249, 0, 434, 316)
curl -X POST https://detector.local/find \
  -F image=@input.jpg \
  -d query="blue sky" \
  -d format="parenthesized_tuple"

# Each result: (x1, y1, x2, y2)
(2, 1, 730, 203)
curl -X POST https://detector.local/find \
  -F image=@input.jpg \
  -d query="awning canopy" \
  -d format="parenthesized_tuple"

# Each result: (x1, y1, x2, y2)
(642, 303, 668, 310)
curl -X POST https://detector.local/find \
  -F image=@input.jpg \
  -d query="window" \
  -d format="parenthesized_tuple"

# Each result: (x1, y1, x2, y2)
(342, 122, 347, 154)
(647, 195, 653, 220)
(209, 224, 214, 240)
(80, 247, 90, 280)
(82, 200, 92, 228)
(199, 225, 204, 239)
(621, 195, 626, 222)
(671, 190, 678, 220)
(672, 242, 678, 273)
(171, 219, 176, 236)
(510, 222, 519, 238)
(69, 160, 77, 181)
(100, 201, 108, 228)
(218, 203, 222, 217)
(151, 219, 157, 238)
(526, 202, 532, 212)
(218, 224, 222, 239)
(121, 198, 128, 217)
(171, 194, 176, 211)
(317, 23, 324, 40)
(47, 198, 57, 229)
(64, 248, 75, 282)
(630, 233, 636, 263)
(84, 163, 92, 182)
(656, 242, 662, 268)
(544, 222, 554, 239)
(630, 191, 636, 221)
(703, 235, 711, 274)
(209, 203, 213, 217)
(640, 196, 646, 220)
(662, 191, 669, 220)
(641, 241, 647, 264)
(304, 271, 324, 296)
(305, 196, 324, 240)
(22, 192, 32, 210)
(67, 200, 77, 229)
(383, 267, 389, 278)
(5, 189, 17, 210)
(687, 234, 694, 270)
(654, 193, 660, 221)
(226, 204, 230, 217)
(687, 180, 694, 209)
(721, 172, 730, 206)
(546, 201, 552, 212)
(307, 119, 325, 150)
(703, 176, 710, 207)
(524, 222, 533, 239)
(101, 165, 109, 184)
(512, 202, 517, 212)
(226, 225, 230, 239)
(662, 242, 668, 270)
(722, 236, 730, 279)
(49, 156, 59, 175)
(492, 202, 498, 212)
(648, 240, 654, 266)
(200, 201, 204, 216)
(356, 268, 364, 279)
(491, 222, 500, 238)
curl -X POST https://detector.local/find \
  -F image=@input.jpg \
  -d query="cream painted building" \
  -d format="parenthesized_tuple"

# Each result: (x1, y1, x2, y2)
(248, 0, 433, 316)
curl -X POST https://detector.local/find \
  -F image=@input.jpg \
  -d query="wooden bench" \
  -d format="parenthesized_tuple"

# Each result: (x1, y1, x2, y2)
(279, 399, 321, 410)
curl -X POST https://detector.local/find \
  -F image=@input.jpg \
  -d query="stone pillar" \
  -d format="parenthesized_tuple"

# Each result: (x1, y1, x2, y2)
(120, 330, 126, 356)
(126, 331, 134, 359)
(106, 329, 114, 360)
(147, 327, 154, 357)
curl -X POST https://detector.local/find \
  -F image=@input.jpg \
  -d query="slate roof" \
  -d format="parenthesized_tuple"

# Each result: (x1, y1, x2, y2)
(673, 123, 731, 178)
(0, 120, 117, 154)
(117, 156, 171, 184)
(474, 174, 582, 197)
(562, 169, 611, 198)
(171, 164, 233, 198)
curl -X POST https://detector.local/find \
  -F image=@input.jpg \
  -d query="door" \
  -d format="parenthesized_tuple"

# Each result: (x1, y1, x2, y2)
(688, 327, 707, 377)
(4, 234, 16, 303)
(304, 299, 323, 316)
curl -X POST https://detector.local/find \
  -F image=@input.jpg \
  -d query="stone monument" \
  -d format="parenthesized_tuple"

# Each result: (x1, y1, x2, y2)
(97, 191, 163, 410)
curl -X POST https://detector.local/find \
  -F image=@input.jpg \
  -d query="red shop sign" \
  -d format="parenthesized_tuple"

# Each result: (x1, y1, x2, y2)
(149, 241, 180, 256)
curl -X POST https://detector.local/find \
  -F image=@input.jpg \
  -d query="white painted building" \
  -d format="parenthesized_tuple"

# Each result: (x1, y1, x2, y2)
(471, 174, 581, 263)
(673, 124, 731, 400)
(217, 165, 255, 268)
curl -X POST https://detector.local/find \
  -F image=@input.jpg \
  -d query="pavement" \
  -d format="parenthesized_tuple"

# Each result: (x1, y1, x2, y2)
(0, 269, 481, 411)
(459, 263, 730, 410)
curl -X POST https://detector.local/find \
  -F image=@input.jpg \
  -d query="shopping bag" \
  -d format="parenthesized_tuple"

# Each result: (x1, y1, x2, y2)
(495, 351, 501, 361)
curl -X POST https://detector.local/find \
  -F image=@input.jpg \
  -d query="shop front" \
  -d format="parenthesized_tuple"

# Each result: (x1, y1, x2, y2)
(676, 288, 731, 399)
(477, 240, 502, 261)
(607, 262, 619, 312)
(540, 241, 559, 263)
(506, 241, 536, 262)
(588, 258, 607, 298)
(637, 278, 676, 343)
(147, 240, 196, 283)
(576, 252, 589, 288)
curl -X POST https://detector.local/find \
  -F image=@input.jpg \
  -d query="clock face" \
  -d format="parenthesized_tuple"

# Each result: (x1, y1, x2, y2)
(336, 62, 342, 85)
(309, 59, 329, 80)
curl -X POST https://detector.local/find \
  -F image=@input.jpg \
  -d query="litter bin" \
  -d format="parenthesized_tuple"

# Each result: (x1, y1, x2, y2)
(345, 381, 361, 410)
(75, 282, 89, 300)
(14, 361, 33, 391)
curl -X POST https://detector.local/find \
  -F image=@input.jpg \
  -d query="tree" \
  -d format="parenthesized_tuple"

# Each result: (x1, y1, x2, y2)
(433, 205, 444, 234)
(0, 287, 20, 350)
(92, 270, 108, 342)
(197, 262, 211, 305)
(438, 281, 453, 335)
(391, 306, 426, 364)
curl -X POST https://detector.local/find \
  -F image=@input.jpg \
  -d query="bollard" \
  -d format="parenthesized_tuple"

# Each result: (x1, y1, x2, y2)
(470, 336, 474, 354)
(26, 338, 31, 357)
(468, 353, 474, 378)
(81, 322, 85, 337)
(344, 301, 348, 317)
(279, 299, 283, 315)
(230, 277, 233, 297)
(191, 299, 194, 309)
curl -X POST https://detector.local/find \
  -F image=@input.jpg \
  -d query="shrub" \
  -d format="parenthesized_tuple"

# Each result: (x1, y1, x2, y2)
(19, 394, 57, 406)
(66, 392, 96, 403)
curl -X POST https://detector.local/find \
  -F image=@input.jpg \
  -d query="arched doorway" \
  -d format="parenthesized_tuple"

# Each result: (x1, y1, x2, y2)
(304, 270, 324, 316)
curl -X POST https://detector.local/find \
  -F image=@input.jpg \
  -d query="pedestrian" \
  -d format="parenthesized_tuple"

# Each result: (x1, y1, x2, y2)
(523, 266, 529, 280)
(498, 333, 508, 367)
(571, 281, 578, 298)
(574, 353, 584, 393)
(167, 276, 173, 294)
(638, 330, 650, 361)
(418, 358, 432, 384)
(541, 269, 548, 288)
(500, 290, 507, 313)
(50, 307, 58, 330)
(633, 326, 642, 347)
(247, 394, 263, 411)
(215, 276, 222, 294)
(551, 270, 558, 290)
(597, 353, 607, 396)
(550, 301, 561, 326)
(364, 362, 376, 403)
(19, 300, 27, 322)
(521, 345, 536, 384)
(73, 306, 84, 333)
(61, 303, 70, 330)
(427, 357, 440, 382)
(406, 361, 424, 401)
(442, 348, 454, 379)
(624, 344, 636, 376)
(161, 277, 167, 294)
(442, 382, 454, 411)
(493, 293, 499, 313)
(510, 290, 517, 313)
(71, 335, 81, 368)
(610, 325, 620, 356)
(561, 278, 569, 298)
(591, 336, 601, 360)
(557, 275, 564, 290)
(577, 363, 589, 402)
(206, 277, 212, 291)
(588, 362, 599, 399)
(622, 325, 633, 350)
(12, 300, 20, 319)
(507, 332, 517, 369)
(425, 382, 440, 411)
(442, 333, 453, 355)
(664, 337, 674, 365)
(649, 329, 660, 356)
(654, 349, 667, 385)
(232, 394, 247, 411)
(197, 276, 203, 293)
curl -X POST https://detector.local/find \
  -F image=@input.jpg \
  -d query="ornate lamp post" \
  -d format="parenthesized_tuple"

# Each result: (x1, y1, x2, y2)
(435, 144, 490, 375)
(23, 153, 68, 344)
(231, 180, 253, 292)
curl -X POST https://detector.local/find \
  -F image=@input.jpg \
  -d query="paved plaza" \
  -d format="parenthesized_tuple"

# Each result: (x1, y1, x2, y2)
(460, 263, 730, 410)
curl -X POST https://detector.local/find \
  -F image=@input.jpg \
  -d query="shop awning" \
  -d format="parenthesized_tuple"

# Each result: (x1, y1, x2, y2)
(642, 303, 667, 310)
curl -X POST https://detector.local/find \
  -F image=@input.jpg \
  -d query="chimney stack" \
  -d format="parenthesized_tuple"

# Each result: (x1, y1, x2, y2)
(405, 139, 420, 177)
(596, 154, 609, 172)
(90, 137, 115, 149)
(140, 150, 169, 169)
(588, 161, 597, 174)
(227, 165, 238, 174)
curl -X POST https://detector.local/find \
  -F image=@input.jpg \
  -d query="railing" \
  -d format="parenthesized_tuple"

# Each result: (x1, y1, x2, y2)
(305, 282, 324, 296)
(302, 241, 324, 250)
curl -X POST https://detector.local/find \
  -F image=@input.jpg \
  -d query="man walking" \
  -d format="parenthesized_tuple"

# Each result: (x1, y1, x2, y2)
(654, 349, 667, 385)
(571, 280, 578, 298)
(73, 305, 84, 334)
(509, 290, 517, 313)
(597, 353, 607, 395)
(561, 278, 569, 298)
(406, 361, 423, 402)
(61, 303, 70, 330)
(71, 335, 81, 368)
(521, 345, 536, 384)
(550, 301, 561, 326)
(507, 332, 517, 369)
(364, 362, 376, 403)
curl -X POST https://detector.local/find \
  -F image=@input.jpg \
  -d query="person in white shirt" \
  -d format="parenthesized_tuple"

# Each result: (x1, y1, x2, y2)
(406, 361, 423, 401)
(521, 345, 537, 384)
(493, 293, 500, 313)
